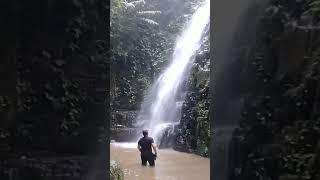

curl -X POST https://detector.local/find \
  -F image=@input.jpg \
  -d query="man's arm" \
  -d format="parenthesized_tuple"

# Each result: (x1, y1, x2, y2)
(137, 144, 141, 152)
(151, 143, 157, 156)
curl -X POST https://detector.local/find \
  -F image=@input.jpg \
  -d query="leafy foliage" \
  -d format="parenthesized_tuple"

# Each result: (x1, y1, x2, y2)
(310, 0, 320, 14)
(110, 0, 193, 111)
(232, 0, 320, 179)
(110, 160, 124, 180)
(0, 0, 109, 153)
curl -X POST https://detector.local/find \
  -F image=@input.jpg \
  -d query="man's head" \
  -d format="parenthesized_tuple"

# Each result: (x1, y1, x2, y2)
(142, 130, 148, 137)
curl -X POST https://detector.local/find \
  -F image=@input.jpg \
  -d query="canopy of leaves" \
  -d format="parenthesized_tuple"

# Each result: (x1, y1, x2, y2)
(110, 0, 197, 110)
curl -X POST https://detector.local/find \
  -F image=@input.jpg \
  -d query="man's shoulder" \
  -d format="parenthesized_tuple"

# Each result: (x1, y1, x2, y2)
(138, 137, 147, 142)
(148, 137, 154, 142)
(138, 136, 154, 142)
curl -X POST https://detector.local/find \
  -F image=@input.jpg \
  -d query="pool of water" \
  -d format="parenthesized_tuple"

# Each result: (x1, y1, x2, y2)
(110, 142, 210, 180)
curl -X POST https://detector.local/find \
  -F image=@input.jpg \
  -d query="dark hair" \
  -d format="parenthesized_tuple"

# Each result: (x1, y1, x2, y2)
(142, 130, 148, 136)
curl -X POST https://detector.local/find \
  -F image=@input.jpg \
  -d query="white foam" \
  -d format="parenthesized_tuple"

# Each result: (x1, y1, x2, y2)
(111, 142, 137, 149)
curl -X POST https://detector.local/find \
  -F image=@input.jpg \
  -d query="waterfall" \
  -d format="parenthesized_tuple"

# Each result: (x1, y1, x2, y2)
(135, 0, 210, 144)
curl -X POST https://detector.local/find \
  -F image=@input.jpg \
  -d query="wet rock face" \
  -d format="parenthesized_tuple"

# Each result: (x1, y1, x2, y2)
(110, 110, 140, 142)
(110, 128, 140, 142)
(158, 125, 177, 149)
(171, 35, 210, 156)
(111, 111, 138, 128)
(195, 70, 210, 88)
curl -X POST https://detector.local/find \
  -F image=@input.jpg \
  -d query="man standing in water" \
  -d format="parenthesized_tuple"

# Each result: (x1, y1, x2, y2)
(137, 130, 158, 166)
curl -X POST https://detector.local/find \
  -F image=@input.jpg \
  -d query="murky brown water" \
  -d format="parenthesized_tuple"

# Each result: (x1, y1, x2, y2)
(110, 143, 210, 180)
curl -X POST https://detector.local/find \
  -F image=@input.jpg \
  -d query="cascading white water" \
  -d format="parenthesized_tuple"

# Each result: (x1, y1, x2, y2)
(135, 0, 210, 144)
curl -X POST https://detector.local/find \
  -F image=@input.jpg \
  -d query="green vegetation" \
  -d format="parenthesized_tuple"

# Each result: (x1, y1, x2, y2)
(0, 0, 108, 178)
(110, 160, 124, 180)
(0, 0, 109, 154)
(110, 0, 193, 107)
(110, 0, 189, 111)
(231, 0, 320, 179)
(110, 0, 210, 157)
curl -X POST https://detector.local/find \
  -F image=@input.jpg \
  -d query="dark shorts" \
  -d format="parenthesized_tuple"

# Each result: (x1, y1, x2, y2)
(141, 153, 155, 166)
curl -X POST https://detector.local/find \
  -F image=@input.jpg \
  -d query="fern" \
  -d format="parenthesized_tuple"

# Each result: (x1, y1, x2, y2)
(310, 0, 320, 14)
